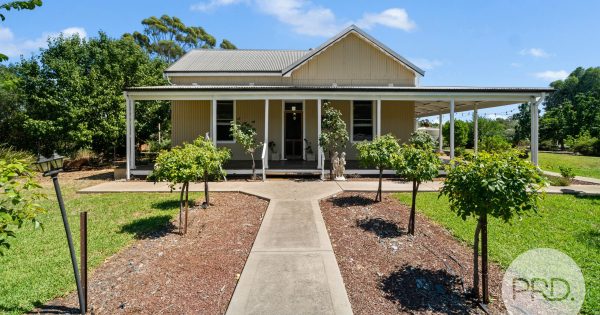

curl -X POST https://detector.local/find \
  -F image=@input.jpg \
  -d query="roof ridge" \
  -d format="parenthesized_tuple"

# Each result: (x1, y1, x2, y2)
(188, 48, 310, 52)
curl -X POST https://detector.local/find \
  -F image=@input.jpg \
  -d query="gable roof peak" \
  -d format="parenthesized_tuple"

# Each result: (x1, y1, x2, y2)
(282, 24, 425, 77)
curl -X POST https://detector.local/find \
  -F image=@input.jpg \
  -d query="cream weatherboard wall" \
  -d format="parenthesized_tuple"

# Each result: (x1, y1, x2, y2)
(171, 100, 211, 145)
(381, 101, 416, 143)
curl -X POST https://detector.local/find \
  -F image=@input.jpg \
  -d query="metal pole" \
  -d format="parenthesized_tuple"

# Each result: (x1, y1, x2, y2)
(52, 174, 85, 314)
(80, 212, 88, 313)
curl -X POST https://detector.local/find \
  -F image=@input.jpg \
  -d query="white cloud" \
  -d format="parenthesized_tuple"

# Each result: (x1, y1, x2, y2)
(520, 48, 549, 58)
(411, 58, 442, 70)
(0, 26, 14, 41)
(191, 0, 416, 37)
(356, 8, 416, 31)
(190, 0, 246, 12)
(0, 27, 86, 59)
(533, 70, 568, 81)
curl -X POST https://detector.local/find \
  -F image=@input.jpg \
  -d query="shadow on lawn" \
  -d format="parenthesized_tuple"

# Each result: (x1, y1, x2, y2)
(331, 195, 377, 207)
(576, 229, 600, 251)
(380, 265, 472, 314)
(120, 215, 176, 239)
(29, 303, 81, 314)
(357, 217, 403, 238)
(151, 199, 183, 210)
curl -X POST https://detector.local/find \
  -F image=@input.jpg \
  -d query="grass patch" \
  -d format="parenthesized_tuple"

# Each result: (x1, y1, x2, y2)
(394, 192, 600, 314)
(539, 152, 600, 179)
(0, 180, 200, 314)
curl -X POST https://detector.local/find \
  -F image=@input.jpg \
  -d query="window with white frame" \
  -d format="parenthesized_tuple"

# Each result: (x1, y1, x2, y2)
(216, 100, 234, 142)
(352, 100, 373, 141)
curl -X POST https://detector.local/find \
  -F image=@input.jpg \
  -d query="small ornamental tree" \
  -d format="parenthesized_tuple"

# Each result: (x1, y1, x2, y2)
(355, 134, 400, 202)
(408, 130, 436, 150)
(394, 144, 440, 235)
(151, 143, 202, 234)
(319, 102, 349, 179)
(439, 150, 546, 304)
(0, 157, 46, 254)
(192, 137, 230, 206)
(230, 120, 261, 180)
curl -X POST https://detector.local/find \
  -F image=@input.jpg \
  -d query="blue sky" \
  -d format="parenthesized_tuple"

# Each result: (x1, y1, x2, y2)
(1, 0, 598, 119)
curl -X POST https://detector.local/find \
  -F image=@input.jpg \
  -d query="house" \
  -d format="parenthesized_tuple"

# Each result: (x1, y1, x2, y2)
(124, 25, 552, 179)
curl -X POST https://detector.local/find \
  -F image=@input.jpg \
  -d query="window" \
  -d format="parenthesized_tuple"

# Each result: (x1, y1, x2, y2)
(216, 100, 234, 142)
(352, 100, 373, 141)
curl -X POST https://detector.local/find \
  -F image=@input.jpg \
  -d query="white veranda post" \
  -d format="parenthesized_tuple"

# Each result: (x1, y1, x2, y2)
(125, 94, 135, 180)
(317, 98, 322, 169)
(449, 99, 455, 159)
(264, 99, 269, 168)
(530, 94, 544, 166)
(473, 104, 479, 154)
(376, 99, 381, 138)
(438, 114, 443, 153)
(211, 99, 217, 146)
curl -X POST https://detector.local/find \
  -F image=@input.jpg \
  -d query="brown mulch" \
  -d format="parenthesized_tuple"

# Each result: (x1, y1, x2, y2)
(36, 192, 268, 315)
(320, 192, 505, 315)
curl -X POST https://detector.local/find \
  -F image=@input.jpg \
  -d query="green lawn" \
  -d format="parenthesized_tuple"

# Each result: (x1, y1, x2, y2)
(395, 192, 600, 314)
(0, 179, 198, 314)
(539, 152, 600, 179)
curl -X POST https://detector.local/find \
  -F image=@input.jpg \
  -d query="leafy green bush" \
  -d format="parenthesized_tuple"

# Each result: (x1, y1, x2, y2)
(454, 146, 466, 157)
(567, 131, 600, 156)
(355, 134, 400, 202)
(539, 139, 559, 151)
(148, 138, 172, 153)
(0, 158, 46, 254)
(408, 130, 436, 150)
(559, 166, 575, 183)
(479, 135, 511, 153)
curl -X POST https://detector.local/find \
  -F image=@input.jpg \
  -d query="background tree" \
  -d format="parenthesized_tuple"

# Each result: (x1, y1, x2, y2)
(511, 103, 531, 145)
(408, 130, 436, 149)
(230, 121, 261, 180)
(3, 32, 167, 157)
(442, 120, 469, 148)
(124, 15, 236, 63)
(319, 102, 349, 179)
(150, 143, 202, 234)
(0, 154, 46, 254)
(0, 0, 43, 61)
(355, 134, 400, 202)
(394, 143, 440, 235)
(192, 137, 230, 206)
(439, 150, 545, 304)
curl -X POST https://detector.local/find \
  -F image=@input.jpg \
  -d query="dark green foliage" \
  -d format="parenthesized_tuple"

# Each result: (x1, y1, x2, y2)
(535, 67, 600, 153)
(124, 15, 236, 63)
(442, 120, 469, 147)
(566, 131, 600, 156)
(1, 33, 168, 157)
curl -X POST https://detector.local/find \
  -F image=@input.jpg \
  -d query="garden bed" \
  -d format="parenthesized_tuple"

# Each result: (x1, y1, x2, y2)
(38, 192, 268, 314)
(320, 192, 505, 314)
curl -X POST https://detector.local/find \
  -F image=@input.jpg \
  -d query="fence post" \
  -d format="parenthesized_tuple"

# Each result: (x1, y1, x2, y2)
(80, 212, 88, 313)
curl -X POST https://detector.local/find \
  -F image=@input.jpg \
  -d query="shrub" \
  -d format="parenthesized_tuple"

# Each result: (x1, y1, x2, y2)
(559, 166, 575, 183)
(568, 131, 600, 156)
(0, 158, 46, 254)
(408, 130, 436, 150)
(0, 145, 35, 163)
(454, 146, 466, 157)
(479, 135, 511, 153)
(148, 138, 172, 153)
(546, 175, 571, 186)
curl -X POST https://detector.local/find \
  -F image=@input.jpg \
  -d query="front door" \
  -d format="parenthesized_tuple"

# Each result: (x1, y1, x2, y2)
(284, 102, 303, 160)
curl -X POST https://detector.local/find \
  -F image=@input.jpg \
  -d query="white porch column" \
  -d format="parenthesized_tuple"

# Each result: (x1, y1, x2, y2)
(438, 114, 443, 153)
(450, 98, 455, 159)
(211, 99, 217, 146)
(264, 99, 269, 168)
(125, 94, 131, 180)
(530, 95, 543, 166)
(376, 98, 381, 138)
(473, 104, 479, 154)
(317, 98, 322, 169)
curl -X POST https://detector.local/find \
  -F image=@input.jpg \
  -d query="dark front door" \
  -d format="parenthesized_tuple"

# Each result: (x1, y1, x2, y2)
(285, 110, 303, 160)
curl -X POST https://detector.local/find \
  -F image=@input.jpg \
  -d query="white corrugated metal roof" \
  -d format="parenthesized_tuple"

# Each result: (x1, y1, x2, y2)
(165, 49, 310, 73)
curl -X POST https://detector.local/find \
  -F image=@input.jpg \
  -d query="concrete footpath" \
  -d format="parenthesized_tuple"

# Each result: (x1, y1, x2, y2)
(79, 179, 600, 196)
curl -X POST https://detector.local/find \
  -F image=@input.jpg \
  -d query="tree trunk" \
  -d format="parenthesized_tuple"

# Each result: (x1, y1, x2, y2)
(408, 180, 419, 235)
(204, 171, 210, 207)
(178, 184, 185, 235)
(481, 211, 489, 304)
(184, 182, 189, 235)
(376, 167, 383, 202)
(250, 152, 256, 180)
(472, 217, 483, 300)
